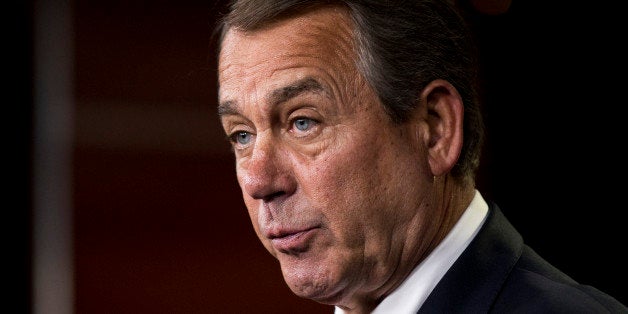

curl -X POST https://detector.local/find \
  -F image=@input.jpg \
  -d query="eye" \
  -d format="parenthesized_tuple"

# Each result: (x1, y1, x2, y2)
(230, 131, 252, 146)
(293, 118, 315, 132)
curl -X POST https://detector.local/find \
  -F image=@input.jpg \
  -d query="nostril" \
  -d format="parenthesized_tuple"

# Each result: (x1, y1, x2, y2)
(263, 191, 286, 203)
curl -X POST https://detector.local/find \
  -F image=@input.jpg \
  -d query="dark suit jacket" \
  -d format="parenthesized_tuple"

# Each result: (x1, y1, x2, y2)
(419, 202, 627, 313)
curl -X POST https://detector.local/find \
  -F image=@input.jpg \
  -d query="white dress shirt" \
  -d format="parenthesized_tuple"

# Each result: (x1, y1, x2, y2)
(335, 190, 489, 314)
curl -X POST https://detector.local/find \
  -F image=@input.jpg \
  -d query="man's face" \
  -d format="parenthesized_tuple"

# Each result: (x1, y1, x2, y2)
(218, 6, 435, 306)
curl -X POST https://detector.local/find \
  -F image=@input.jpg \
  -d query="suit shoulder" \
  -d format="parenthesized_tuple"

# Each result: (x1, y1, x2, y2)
(491, 247, 627, 313)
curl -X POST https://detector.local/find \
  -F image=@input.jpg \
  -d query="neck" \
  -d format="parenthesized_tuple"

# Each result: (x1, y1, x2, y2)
(335, 176, 476, 314)
(430, 175, 475, 248)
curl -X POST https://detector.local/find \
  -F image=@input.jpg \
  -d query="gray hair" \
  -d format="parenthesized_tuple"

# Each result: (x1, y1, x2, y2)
(216, 0, 484, 185)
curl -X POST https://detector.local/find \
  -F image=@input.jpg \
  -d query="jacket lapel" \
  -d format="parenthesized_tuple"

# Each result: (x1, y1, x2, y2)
(419, 204, 523, 313)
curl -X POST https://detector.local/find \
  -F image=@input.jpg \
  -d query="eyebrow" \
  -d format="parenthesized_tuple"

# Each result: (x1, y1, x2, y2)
(268, 77, 328, 106)
(217, 100, 237, 117)
(217, 77, 328, 117)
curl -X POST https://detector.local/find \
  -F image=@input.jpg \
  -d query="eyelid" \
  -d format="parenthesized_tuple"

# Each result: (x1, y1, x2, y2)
(291, 116, 318, 125)
(287, 105, 320, 120)
(227, 130, 246, 143)
(223, 117, 253, 135)
(287, 116, 321, 138)
(225, 122, 256, 150)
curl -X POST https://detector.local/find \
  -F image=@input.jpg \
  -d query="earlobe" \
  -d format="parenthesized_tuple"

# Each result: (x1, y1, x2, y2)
(421, 79, 464, 176)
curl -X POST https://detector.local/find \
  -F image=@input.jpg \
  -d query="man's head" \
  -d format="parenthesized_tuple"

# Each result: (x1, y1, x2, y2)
(218, 0, 484, 184)
(217, 0, 483, 311)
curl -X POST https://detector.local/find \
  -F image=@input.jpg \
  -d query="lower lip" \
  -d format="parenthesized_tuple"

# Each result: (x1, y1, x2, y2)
(271, 228, 317, 254)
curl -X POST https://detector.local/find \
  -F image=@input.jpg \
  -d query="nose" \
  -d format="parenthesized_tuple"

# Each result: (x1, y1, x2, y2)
(239, 136, 296, 202)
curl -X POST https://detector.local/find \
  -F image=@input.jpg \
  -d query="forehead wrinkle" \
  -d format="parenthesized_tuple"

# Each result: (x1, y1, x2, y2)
(218, 7, 357, 120)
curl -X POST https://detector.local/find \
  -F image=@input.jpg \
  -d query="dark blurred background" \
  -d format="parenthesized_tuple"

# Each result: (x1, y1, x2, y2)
(13, 0, 626, 313)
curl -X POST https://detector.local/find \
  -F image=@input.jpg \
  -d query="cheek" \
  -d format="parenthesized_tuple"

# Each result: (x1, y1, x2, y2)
(306, 127, 421, 238)
(242, 195, 260, 234)
(235, 169, 264, 240)
(304, 140, 387, 231)
(243, 195, 279, 255)
(243, 196, 258, 225)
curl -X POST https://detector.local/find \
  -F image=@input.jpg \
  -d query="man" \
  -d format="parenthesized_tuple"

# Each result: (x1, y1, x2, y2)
(215, 0, 627, 312)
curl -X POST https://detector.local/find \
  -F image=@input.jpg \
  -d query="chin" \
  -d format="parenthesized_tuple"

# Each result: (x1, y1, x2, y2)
(279, 255, 347, 305)
(288, 280, 345, 306)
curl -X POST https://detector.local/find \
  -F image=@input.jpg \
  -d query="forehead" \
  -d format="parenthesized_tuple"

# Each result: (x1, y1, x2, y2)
(218, 6, 357, 103)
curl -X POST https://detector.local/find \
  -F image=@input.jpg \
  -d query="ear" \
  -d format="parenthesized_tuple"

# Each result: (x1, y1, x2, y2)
(420, 79, 464, 176)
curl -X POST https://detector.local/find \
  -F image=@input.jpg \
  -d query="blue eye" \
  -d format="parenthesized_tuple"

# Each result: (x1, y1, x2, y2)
(234, 131, 251, 145)
(294, 118, 312, 131)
